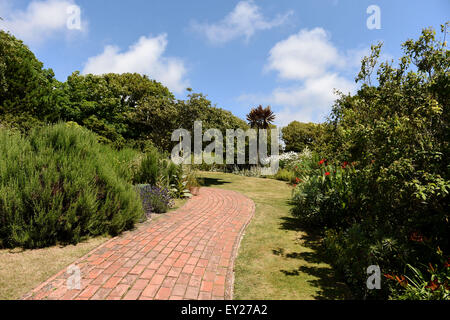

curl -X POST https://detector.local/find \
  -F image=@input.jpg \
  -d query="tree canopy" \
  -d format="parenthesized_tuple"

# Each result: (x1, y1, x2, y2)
(281, 121, 324, 152)
(0, 30, 248, 152)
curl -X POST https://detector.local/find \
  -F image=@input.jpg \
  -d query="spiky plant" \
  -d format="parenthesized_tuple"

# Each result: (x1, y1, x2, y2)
(246, 105, 276, 129)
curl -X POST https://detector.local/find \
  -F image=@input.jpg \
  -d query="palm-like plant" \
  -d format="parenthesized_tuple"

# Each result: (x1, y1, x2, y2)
(246, 105, 276, 129)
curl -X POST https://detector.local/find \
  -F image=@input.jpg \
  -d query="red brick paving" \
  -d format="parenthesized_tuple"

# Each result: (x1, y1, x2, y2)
(22, 187, 254, 300)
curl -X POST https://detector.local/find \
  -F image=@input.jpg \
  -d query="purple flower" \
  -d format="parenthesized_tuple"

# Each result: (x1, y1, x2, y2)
(136, 184, 174, 215)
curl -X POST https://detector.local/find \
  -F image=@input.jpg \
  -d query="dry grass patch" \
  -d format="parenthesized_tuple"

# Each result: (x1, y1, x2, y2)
(0, 236, 109, 300)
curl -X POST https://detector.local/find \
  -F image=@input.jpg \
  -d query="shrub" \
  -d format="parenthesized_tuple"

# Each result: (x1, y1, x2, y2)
(290, 24, 450, 299)
(0, 123, 144, 248)
(134, 148, 161, 185)
(136, 184, 174, 214)
(169, 166, 192, 199)
(387, 259, 450, 300)
(291, 162, 365, 229)
(275, 168, 296, 183)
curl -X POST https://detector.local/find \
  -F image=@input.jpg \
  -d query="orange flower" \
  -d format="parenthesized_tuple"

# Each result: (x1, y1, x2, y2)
(425, 279, 440, 291)
(395, 275, 408, 288)
(384, 274, 394, 280)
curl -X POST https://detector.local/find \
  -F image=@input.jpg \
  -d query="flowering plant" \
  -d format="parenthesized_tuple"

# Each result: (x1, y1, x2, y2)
(136, 184, 174, 215)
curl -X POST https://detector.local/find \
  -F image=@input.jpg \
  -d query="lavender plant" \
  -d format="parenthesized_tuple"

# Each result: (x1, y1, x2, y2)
(136, 184, 174, 215)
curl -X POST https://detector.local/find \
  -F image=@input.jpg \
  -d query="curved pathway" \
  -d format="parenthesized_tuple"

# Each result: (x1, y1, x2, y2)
(23, 188, 255, 300)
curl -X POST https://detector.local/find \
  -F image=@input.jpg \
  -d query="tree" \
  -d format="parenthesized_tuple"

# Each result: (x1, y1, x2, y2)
(60, 72, 175, 147)
(281, 121, 322, 152)
(0, 31, 60, 126)
(246, 105, 276, 129)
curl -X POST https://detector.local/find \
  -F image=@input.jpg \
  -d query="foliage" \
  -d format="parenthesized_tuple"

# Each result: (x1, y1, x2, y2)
(60, 71, 174, 148)
(275, 168, 296, 183)
(246, 105, 276, 129)
(185, 168, 200, 189)
(290, 23, 450, 299)
(0, 31, 62, 125)
(281, 121, 325, 152)
(291, 160, 362, 229)
(136, 184, 174, 215)
(169, 166, 193, 199)
(387, 255, 450, 300)
(0, 30, 248, 152)
(0, 123, 144, 248)
(133, 149, 162, 186)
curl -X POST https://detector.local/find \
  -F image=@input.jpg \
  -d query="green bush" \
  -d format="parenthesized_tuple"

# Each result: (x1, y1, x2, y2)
(0, 123, 144, 248)
(291, 161, 364, 229)
(134, 149, 161, 185)
(275, 168, 296, 183)
(290, 24, 450, 299)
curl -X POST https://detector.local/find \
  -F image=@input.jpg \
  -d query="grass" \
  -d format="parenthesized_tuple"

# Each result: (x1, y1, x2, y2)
(198, 171, 352, 300)
(0, 236, 109, 300)
(0, 196, 186, 300)
(0, 171, 349, 300)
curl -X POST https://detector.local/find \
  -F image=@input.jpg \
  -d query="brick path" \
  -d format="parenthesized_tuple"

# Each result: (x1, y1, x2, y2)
(22, 187, 254, 300)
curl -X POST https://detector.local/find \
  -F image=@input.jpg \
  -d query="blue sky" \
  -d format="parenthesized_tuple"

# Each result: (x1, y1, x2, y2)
(1, 0, 448, 125)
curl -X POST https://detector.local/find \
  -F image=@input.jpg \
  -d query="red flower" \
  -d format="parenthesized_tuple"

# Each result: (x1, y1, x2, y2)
(325, 172, 330, 176)
(444, 259, 450, 268)
(295, 177, 300, 183)
(342, 161, 348, 169)
(318, 159, 326, 165)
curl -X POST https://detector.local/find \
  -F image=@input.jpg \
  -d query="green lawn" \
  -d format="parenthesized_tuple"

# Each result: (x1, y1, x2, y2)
(198, 171, 352, 300)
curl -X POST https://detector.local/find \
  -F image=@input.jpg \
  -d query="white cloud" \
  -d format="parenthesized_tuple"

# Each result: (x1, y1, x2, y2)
(0, 0, 85, 43)
(271, 74, 356, 125)
(82, 34, 189, 94)
(266, 28, 345, 80)
(191, 0, 292, 45)
(239, 73, 355, 126)
(240, 28, 363, 126)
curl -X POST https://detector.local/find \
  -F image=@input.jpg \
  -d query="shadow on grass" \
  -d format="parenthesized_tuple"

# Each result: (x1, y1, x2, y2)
(199, 177, 231, 187)
(277, 216, 352, 300)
